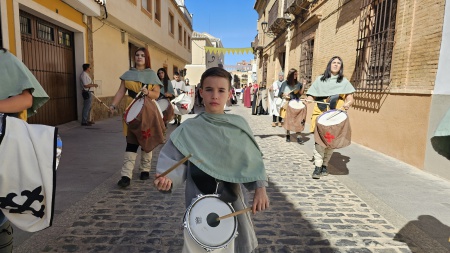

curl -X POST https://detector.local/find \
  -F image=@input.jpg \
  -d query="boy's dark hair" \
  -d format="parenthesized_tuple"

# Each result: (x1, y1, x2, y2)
(174, 71, 180, 76)
(200, 67, 232, 90)
(82, 63, 90, 71)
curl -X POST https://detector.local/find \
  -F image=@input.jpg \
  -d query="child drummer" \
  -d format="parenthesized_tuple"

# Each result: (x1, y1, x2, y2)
(154, 67, 270, 252)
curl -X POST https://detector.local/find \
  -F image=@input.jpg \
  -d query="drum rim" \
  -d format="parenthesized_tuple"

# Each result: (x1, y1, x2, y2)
(124, 98, 144, 123)
(288, 99, 306, 109)
(317, 109, 348, 124)
(183, 194, 238, 250)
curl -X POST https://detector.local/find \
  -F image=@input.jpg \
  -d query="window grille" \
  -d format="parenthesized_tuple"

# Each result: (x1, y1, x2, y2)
(354, 0, 397, 91)
(299, 38, 314, 88)
(37, 22, 54, 41)
(20, 15, 32, 34)
(58, 31, 71, 47)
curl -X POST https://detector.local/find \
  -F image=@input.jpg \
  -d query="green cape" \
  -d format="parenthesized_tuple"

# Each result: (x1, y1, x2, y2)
(431, 108, 450, 159)
(170, 112, 267, 183)
(0, 50, 49, 117)
(120, 68, 163, 86)
(307, 75, 355, 97)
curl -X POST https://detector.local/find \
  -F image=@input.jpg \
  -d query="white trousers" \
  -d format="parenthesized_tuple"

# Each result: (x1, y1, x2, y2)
(313, 143, 334, 167)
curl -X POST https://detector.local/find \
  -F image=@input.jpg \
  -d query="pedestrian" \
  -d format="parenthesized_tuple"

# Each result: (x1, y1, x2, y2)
(306, 56, 355, 179)
(157, 68, 175, 126)
(185, 78, 195, 114)
(279, 68, 306, 143)
(154, 67, 269, 253)
(80, 63, 99, 126)
(269, 72, 284, 127)
(0, 47, 50, 253)
(244, 83, 252, 108)
(109, 47, 165, 187)
(171, 71, 186, 126)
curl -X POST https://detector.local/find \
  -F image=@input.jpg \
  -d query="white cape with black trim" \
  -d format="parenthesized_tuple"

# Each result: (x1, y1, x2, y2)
(0, 115, 57, 232)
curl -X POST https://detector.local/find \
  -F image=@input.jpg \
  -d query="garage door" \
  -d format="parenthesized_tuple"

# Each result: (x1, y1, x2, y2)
(20, 10, 77, 125)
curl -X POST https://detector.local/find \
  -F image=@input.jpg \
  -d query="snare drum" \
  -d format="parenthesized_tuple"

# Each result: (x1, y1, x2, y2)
(314, 109, 351, 149)
(283, 99, 307, 132)
(183, 194, 238, 251)
(156, 98, 174, 123)
(123, 98, 144, 125)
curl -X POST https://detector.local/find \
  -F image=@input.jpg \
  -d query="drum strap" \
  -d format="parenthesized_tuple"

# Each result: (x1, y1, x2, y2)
(315, 96, 328, 111)
(190, 164, 238, 203)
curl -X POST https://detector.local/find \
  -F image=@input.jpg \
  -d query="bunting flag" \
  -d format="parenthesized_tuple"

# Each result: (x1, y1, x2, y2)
(204, 47, 253, 55)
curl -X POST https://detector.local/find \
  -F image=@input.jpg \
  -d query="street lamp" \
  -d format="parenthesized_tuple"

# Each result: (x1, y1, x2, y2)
(260, 21, 276, 38)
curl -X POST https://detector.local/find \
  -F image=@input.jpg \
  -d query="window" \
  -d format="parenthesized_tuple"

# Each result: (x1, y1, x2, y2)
(299, 38, 314, 89)
(20, 15, 32, 34)
(142, 0, 152, 18)
(184, 30, 187, 47)
(155, 0, 161, 23)
(37, 22, 54, 41)
(173, 66, 178, 76)
(178, 23, 182, 43)
(142, 0, 151, 11)
(169, 11, 174, 35)
(58, 31, 72, 47)
(188, 35, 191, 50)
(354, 0, 397, 91)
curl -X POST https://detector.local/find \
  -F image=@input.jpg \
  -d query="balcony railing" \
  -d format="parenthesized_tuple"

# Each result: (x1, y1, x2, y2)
(267, 0, 291, 35)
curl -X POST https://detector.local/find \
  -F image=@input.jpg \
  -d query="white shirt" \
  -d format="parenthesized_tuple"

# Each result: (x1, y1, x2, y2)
(171, 80, 186, 95)
(80, 71, 92, 91)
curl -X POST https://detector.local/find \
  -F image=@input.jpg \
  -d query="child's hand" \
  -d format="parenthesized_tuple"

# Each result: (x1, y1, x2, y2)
(252, 187, 269, 214)
(154, 174, 172, 191)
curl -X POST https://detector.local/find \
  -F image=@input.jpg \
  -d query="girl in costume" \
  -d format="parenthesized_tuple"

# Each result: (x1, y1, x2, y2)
(157, 67, 175, 126)
(154, 67, 269, 253)
(279, 68, 306, 143)
(306, 56, 355, 179)
(109, 47, 165, 187)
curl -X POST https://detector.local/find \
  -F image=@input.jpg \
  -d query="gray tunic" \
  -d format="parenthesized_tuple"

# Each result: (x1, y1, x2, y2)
(156, 139, 267, 253)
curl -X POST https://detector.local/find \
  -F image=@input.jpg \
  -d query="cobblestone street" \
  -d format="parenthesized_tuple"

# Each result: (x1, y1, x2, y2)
(15, 103, 445, 253)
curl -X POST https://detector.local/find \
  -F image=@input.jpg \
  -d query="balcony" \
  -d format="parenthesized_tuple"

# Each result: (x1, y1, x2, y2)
(62, 0, 104, 16)
(285, 0, 310, 16)
(251, 34, 263, 52)
(267, 0, 291, 36)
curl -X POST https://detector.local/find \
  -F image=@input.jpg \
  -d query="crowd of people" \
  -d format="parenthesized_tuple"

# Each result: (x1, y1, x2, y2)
(1, 44, 355, 252)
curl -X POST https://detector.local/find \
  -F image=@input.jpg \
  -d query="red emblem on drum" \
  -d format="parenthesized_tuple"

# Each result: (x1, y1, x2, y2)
(324, 132, 335, 143)
(142, 128, 151, 139)
(181, 104, 189, 110)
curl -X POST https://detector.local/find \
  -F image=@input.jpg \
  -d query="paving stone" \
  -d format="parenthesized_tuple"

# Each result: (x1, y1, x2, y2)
(15, 105, 414, 253)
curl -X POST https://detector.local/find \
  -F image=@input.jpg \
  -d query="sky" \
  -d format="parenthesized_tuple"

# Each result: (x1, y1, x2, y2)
(184, 0, 258, 66)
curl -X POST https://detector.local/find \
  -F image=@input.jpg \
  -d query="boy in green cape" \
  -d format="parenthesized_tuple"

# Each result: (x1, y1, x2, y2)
(154, 67, 269, 252)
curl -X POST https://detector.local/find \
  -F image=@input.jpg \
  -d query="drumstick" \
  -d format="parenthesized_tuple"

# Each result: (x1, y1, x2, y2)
(216, 207, 252, 221)
(91, 93, 110, 110)
(300, 99, 330, 105)
(156, 154, 192, 179)
(124, 84, 148, 112)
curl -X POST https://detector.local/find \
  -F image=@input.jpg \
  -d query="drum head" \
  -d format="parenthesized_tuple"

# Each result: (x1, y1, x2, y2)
(317, 109, 348, 126)
(125, 98, 144, 123)
(185, 195, 237, 249)
(157, 99, 169, 111)
(288, 100, 305, 110)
